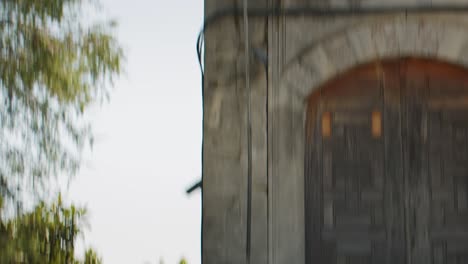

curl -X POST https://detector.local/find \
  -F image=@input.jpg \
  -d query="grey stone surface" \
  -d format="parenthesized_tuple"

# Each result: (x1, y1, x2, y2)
(437, 25, 467, 61)
(282, 16, 468, 99)
(203, 1, 268, 264)
(269, 94, 306, 264)
(249, 66, 268, 264)
(203, 0, 468, 263)
(283, 0, 467, 8)
(282, 62, 318, 98)
(322, 33, 358, 73)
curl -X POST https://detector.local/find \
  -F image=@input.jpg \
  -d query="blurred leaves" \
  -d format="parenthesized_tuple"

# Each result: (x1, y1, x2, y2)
(0, 194, 102, 264)
(0, 0, 123, 205)
(0, 0, 123, 262)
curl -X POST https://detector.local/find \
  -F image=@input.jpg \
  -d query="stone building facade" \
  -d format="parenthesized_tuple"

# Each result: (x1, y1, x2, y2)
(202, 1, 468, 263)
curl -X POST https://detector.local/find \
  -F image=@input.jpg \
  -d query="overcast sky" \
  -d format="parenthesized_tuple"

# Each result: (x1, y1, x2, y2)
(67, 1, 203, 263)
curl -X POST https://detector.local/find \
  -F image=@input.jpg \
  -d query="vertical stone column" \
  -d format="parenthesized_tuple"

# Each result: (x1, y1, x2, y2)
(202, 0, 269, 263)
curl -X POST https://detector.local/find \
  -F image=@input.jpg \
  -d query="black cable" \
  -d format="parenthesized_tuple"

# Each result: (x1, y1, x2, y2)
(198, 25, 205, 264)
(186, 180, 202, 194)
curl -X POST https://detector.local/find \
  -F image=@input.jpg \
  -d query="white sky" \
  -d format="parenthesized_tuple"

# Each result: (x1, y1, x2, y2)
(67, 1, 204, 263)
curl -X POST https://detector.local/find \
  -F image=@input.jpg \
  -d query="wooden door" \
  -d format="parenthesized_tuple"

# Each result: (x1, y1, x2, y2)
(403, 59, 468, 264)
(306, 58, 468, 264)
(305, 61, 406, 264)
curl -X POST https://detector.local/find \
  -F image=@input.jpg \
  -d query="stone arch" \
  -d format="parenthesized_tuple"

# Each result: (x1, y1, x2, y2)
(281, 16, 468, 99)
(270, 16, 468, 264)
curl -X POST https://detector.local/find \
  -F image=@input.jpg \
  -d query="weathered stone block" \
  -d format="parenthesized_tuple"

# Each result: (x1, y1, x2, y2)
(348, 23, 378, 64)
(371, 19, 401, 58)
(281, 62, 318, 98)
(323, 34, 358, 73)
(437, 25, 466, 61)
(300, 45, 336, 90)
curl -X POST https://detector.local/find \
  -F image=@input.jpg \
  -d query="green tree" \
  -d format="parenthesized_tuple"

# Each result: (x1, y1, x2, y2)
(0, 0, 123, 262)
(0, 0, 123, 205)
(0, 195, 102, 263)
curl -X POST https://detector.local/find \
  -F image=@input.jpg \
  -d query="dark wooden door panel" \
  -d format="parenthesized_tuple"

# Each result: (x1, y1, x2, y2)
(405, 60, 468, 264)
(424, 109, 468, 264)
(401, 63, 431, 264)
(306, 58, 468, 264)
(306, 62, 405, 264)
(319, 110, 390, 263)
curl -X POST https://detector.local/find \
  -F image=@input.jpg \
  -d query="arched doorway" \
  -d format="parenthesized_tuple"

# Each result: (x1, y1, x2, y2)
(305, 58, 468, 264)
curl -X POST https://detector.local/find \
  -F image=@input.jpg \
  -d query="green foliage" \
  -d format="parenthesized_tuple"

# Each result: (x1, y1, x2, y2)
(0, 0, 123, 204)
(0, 0, 123, 262)
(0, 194, 102, 264)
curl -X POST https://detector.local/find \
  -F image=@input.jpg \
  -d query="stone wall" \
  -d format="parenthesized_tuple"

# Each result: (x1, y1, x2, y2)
(203, 1, 268, 263)
(202, 1, 468, 263)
